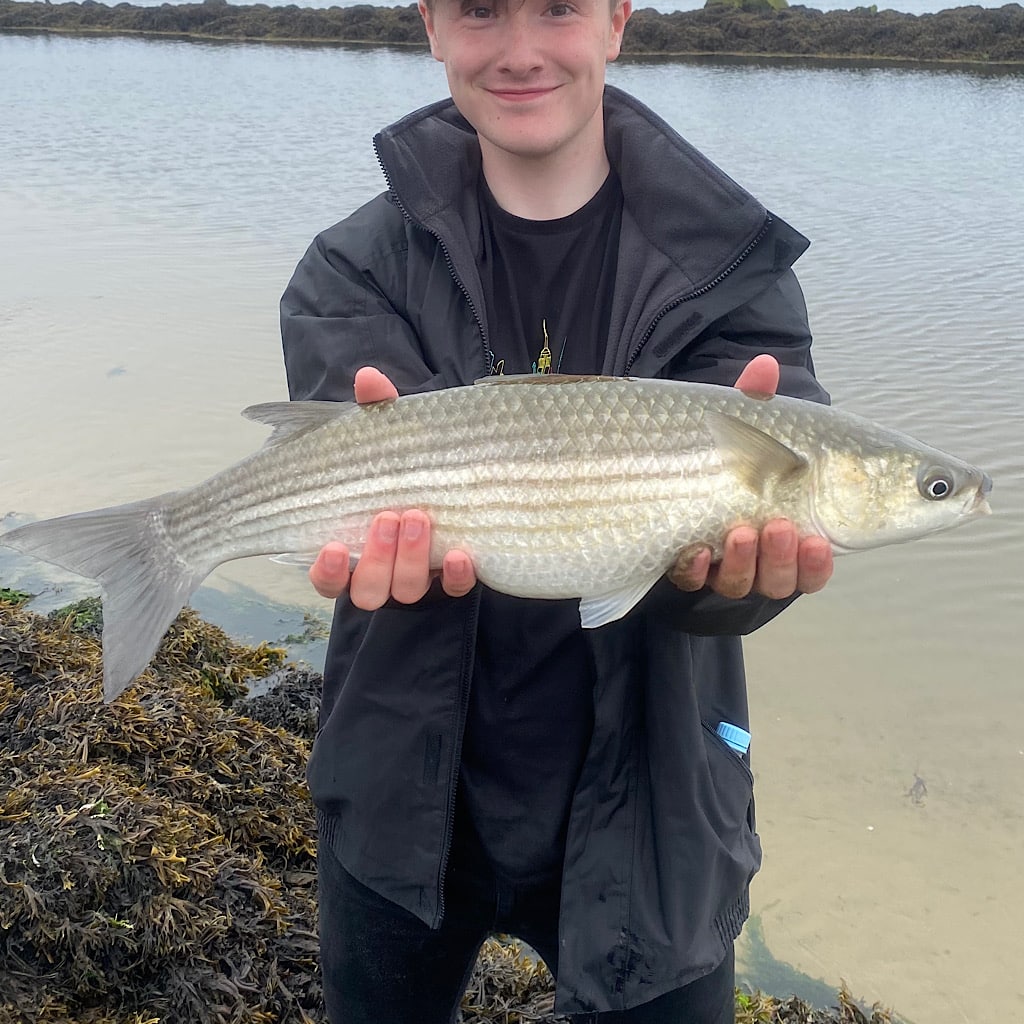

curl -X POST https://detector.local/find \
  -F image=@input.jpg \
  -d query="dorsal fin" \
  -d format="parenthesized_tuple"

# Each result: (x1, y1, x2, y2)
(472, 373, 627, 386)
(242, 400, 358, 448)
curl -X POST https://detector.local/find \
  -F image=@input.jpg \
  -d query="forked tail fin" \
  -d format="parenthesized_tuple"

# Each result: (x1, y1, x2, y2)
(1, 495, 206, 702)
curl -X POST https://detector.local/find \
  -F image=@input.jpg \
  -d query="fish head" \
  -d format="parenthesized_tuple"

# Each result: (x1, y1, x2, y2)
(807, 435, 992, 553)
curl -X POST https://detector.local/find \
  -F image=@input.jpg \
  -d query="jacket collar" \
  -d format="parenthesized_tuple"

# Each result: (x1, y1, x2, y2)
(374, 84, 768, 281)
(373, 85, 807, 375)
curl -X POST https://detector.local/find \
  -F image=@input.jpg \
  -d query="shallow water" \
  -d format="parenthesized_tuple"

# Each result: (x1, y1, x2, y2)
(1, 33, 1022, 1021)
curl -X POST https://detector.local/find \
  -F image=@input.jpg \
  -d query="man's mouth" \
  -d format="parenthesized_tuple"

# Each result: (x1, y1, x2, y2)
(487, 86, 557, 102)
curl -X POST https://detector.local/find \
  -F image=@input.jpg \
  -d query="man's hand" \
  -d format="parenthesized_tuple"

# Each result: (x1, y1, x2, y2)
(669, 354, 834, 600)
(308, 367, 478, 607)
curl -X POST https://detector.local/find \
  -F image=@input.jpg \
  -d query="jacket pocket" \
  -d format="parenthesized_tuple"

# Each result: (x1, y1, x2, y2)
(701, 720, 758, 851)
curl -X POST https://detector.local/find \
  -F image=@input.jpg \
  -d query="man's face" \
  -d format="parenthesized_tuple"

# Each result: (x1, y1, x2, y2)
(420, 0, 631, 164)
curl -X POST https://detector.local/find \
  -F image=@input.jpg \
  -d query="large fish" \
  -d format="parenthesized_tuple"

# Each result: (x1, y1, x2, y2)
(1, 375, 991, 701)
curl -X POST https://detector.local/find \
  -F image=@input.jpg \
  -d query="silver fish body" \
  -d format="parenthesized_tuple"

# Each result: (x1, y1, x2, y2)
(1, 375, 992, 700)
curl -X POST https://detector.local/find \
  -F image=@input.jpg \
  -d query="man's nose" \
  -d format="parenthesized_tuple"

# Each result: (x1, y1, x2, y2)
(496, 13, 543, 73)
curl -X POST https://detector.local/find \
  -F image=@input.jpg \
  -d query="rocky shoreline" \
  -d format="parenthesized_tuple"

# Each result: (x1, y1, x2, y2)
(0, 591, 902, 1023)
(1, 0, 1022, 64)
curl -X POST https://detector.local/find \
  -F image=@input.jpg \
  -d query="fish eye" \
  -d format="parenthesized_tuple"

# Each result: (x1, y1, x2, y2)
(919, 469, 954, 501)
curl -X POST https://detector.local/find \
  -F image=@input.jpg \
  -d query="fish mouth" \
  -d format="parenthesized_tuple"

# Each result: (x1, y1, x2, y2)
(970, 495, 993, 517)
(969, 473, 993, 516)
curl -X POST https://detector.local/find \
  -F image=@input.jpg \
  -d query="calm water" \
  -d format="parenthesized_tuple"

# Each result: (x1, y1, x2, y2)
(1, 33, 1022, 1022)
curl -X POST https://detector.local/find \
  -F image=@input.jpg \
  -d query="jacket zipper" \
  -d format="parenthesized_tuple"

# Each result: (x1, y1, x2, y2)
(623, 214, 774, 375)
(374, 142, 495, 377)
(374, 143, 486, 928)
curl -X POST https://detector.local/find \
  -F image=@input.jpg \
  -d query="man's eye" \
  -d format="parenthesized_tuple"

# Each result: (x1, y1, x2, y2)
(467, 5, 494, 16)
(549, 3, 572, 13)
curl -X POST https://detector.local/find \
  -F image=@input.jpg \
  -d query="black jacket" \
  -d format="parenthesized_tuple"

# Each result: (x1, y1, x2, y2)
(280, 85, 828, 1014)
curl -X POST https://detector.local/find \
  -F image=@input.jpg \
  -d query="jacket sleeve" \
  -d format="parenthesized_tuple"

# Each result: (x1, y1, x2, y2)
(670, 268, 829, 403)
(280, 200, 444, 403)
(654, 268, 829, 636)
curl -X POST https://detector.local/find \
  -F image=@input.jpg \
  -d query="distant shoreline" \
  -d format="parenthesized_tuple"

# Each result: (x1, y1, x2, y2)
(2, 0, 1023, 65)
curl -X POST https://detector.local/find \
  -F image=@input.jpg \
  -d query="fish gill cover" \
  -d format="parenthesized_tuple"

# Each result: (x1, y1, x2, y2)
(0, 593, 899, 1024)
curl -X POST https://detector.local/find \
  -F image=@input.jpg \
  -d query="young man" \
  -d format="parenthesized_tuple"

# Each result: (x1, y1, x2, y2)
(280, 0, 833, 1020)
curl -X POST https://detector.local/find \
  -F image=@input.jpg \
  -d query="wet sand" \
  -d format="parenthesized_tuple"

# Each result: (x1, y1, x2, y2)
(740, 582, 1024, 1021)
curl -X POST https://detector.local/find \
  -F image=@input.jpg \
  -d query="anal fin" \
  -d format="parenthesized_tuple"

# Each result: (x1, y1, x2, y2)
(578, 572, 664, 629)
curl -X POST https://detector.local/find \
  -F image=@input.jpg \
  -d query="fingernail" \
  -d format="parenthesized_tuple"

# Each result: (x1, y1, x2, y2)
(767, 529, 796, 559)
(324, 548, 347, 574)
(734, 536, 756, 559)
(377, 516, 398, 544)
(402, 514, 423, 542)
(805, 547, 830, 572)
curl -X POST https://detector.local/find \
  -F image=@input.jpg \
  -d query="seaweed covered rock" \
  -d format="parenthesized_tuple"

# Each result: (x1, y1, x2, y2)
(237, 666, 322, 744)
(460, 941, 566, 1023)
(0, 596, 320, 1024)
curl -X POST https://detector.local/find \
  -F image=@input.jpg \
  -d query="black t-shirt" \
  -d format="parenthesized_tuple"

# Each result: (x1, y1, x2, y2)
(457, 172, 623, 883)
(480, 169, 622, 378)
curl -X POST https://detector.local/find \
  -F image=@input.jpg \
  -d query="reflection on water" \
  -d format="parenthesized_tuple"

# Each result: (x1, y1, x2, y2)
(1, 33, 1022, 1022)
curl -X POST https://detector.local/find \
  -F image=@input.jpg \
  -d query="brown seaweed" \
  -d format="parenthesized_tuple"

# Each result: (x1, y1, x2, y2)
(1, 596, 319, 1023)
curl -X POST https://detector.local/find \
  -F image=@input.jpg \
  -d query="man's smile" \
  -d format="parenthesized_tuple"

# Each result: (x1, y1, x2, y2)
(486, 86, 559, 102)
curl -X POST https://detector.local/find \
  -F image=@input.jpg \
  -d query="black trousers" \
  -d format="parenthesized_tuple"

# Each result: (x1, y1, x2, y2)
(317, 828, 736, 1024)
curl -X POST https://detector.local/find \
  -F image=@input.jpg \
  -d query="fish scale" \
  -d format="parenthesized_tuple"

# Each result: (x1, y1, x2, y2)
(0, 375, 991, 701)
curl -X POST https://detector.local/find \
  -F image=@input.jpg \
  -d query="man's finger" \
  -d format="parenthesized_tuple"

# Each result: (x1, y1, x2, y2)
(796, 536, 834, 594)
(309, 542, 352, 599)
(349, 512, 400, 610)
(753, 519, 799, 600)
(709, 526, 759, 599)
(669, 545, 712, 592)
(353, 366, 400, 404)
(390, 510, 433, 604)
(733, 353, 780, 396)
(441, 550, 477, 598)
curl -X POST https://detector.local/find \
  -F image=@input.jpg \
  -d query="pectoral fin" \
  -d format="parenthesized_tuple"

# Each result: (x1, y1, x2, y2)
(578, 572, 664, 629)
(270, 551, 361, 569)
(269, 552, 321, 567)
(704, 410, 809, 494)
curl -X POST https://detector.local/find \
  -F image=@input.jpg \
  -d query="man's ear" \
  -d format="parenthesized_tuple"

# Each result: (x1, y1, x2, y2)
(607, 0, 632, 61)
(419, 1, 445, 62)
